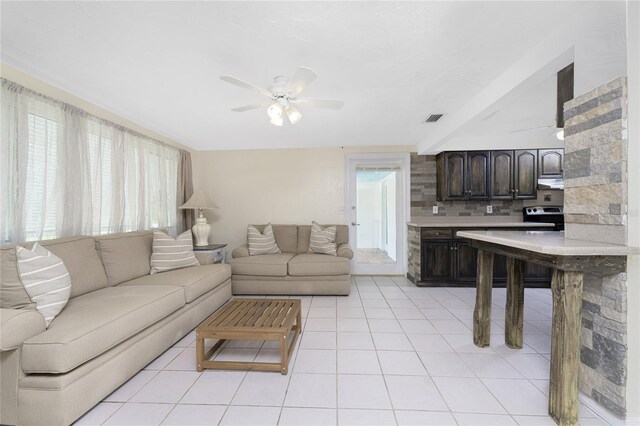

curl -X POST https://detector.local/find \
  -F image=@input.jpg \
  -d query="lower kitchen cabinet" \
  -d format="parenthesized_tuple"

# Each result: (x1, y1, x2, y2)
(418, 227, 551, 288)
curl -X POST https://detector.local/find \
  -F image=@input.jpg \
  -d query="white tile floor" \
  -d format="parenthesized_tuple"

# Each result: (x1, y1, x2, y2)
(76, 276, 609, 426)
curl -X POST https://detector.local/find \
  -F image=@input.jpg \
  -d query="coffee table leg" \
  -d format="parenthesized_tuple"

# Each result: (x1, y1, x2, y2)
(196, 332, 204, 372)
(280, 334, 288, 375)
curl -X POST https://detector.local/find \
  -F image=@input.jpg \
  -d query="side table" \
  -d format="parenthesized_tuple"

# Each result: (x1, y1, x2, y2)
(193, 243, 227, 265)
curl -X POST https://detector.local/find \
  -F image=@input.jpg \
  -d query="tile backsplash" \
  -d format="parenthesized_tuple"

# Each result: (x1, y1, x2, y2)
(410, 153, 563, 218)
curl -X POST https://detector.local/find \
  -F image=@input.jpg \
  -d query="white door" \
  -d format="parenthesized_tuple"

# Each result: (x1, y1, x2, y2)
(346, 153, 409, 275)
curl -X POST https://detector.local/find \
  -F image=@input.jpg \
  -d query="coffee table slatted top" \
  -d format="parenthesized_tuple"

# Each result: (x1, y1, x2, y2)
(201, 299, 300, 334)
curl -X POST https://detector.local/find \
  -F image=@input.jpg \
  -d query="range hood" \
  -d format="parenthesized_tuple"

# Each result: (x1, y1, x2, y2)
(538, 178, 564, 190)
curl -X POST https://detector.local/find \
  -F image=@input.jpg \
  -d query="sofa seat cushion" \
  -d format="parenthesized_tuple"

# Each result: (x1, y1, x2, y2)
(21, 285, 185, 373)
(230, 254, 295, 277)
(288, 253, 351, 277)
(119, 264, 231, 303)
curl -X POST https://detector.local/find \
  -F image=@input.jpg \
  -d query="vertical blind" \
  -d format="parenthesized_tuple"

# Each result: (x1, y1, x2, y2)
(1, 79, 179, 243)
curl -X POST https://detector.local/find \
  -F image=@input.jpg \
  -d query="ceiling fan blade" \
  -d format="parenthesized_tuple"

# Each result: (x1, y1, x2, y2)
(220, 76, 274, 98)
(286, 67, 318, 98)
(292, 98, 344, 110)
(510, 124, 554, 134)
(231, 101, 271, 112)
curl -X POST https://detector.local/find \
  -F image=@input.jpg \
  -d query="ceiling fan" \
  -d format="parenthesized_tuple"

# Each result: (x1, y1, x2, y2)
(220, 66, 344, 126)
(509, 63, 574, 141)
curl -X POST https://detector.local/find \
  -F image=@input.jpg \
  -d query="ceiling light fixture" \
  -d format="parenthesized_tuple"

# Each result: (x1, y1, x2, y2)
(267, 101, 284, 126)
(267, 102, 283, 120)
(221, 66, 344, 127)
(285, 105, 302, 125)
(556, 129, 564, 141)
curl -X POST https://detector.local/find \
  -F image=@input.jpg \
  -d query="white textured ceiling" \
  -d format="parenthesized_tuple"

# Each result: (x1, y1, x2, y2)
(0, 1, 623, 151)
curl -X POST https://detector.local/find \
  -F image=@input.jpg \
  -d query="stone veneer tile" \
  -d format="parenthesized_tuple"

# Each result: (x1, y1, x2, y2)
(563, 148, 591, 179)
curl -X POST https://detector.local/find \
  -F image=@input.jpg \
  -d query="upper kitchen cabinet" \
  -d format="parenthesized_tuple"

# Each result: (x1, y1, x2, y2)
(437, 151, 490, 201)
(489, 150, 537, 200)
(538, 149, 564, 179)
(437, 152, 467, 200)
(490, 150, 514, 200)
(467, 151, 491, 199)
(514, 149, 537, 199)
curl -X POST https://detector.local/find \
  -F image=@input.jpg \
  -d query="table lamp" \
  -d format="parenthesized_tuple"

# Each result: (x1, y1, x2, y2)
(178, 190, 219, 246)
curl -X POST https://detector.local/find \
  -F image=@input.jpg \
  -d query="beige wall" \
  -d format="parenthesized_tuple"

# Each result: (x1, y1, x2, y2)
(192, 146, 415, 251)
(0, 63, 191, 152)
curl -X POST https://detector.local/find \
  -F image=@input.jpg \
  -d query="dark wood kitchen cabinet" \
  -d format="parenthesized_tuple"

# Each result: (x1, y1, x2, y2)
(489, 149, 538, 200)
(438, 149, 541, 201)
(418, 226, 551, 287)
(538, 149, 564, 179)
(437, 151, 490, 201)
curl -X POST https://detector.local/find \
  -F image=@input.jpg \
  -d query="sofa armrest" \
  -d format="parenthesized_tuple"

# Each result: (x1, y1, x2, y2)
(337, 243, 354, 260)
(0, 308, 45, 351)
(232, 244, 250, 259)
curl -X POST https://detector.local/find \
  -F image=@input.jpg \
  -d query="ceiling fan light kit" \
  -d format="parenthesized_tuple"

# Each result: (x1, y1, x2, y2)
(220, 66, 344, 127)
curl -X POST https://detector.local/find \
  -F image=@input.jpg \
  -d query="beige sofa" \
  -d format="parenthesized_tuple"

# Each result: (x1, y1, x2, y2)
(0, 230, 232, 426)
(230, 224, 352, 295)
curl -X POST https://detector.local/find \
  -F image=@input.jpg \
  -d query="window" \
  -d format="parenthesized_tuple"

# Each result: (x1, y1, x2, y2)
(1, 79, 180, 243)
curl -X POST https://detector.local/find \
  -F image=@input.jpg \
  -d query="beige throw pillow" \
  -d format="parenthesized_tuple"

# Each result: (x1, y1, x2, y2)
(308, 221, 337, 256)
(150, 230, 199, 274)
(16, 243, 71, 327)
(247, 224, 281, 255)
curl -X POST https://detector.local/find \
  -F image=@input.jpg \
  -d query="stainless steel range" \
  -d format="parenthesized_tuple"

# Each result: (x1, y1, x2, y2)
(522, 206, 564, 231)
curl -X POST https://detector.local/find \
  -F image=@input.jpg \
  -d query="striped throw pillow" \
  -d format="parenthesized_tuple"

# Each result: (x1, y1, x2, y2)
(247, 224, 281, 255)
(16, 243, 71, 327)
(308, 221, 337, 256)
(150, 230, 200, 274)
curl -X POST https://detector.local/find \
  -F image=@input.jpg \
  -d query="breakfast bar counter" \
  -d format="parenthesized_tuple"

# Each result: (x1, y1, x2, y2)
(456, 230, 639, 426)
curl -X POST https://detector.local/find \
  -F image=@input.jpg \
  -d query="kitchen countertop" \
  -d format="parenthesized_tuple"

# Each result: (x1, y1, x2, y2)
(456, 230, 640, 256)
(407, 216, 555, 228)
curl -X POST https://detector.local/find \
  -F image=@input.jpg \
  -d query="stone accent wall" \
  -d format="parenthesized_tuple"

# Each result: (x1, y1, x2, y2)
(407, 225, 421, 283)
(410, 154, 523, 217)
(563, 76, 628, 244)
(580, 273, 628, 417)
(563, 76, 629, 418)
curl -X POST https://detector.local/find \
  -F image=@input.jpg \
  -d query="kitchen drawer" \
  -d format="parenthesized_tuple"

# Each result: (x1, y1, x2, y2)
(421, 228, 453, 239)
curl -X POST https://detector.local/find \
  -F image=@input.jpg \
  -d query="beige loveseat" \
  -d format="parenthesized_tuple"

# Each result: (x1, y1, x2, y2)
(230, 224, 352, 295)
(0, 230, 232, 426)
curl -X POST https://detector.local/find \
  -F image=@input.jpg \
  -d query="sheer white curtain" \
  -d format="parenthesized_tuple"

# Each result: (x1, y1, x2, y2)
(1, 79, 179, 243)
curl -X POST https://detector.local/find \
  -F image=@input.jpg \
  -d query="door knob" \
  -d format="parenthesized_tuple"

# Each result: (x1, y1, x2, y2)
(351, 223, 360, 226)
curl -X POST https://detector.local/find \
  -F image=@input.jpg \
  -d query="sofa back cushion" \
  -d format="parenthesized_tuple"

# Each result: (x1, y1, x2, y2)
(95, 230, 155, 286)
(39, 236, 109, 298)
(250, 225, 298, 254)
(1, 247, 36, 309)
(1, 236, 109, 304)
(297, 224, 349, 253)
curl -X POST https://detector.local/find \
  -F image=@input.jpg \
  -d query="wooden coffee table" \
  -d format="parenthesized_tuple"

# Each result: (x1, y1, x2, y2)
(196, 298, 302, 375)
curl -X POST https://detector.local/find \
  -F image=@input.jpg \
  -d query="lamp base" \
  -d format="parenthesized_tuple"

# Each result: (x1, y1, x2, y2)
(192, 217, 211, 246)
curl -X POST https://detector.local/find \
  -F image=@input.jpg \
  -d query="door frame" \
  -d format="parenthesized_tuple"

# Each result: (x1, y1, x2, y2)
(344, 153, 410, 275)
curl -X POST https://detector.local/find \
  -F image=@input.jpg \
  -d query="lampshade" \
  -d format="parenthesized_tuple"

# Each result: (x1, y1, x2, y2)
(285, 105, 302, 124)
(270, 115, 284, 126)
(179, 190, 219, 210)
(267, 102, 283, 120)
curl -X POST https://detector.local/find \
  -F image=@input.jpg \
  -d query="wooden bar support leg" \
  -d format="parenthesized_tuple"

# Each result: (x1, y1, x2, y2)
(505, 257, 526, 349)
(473, 249, 494, 347)
(548, 269, 583, 426)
